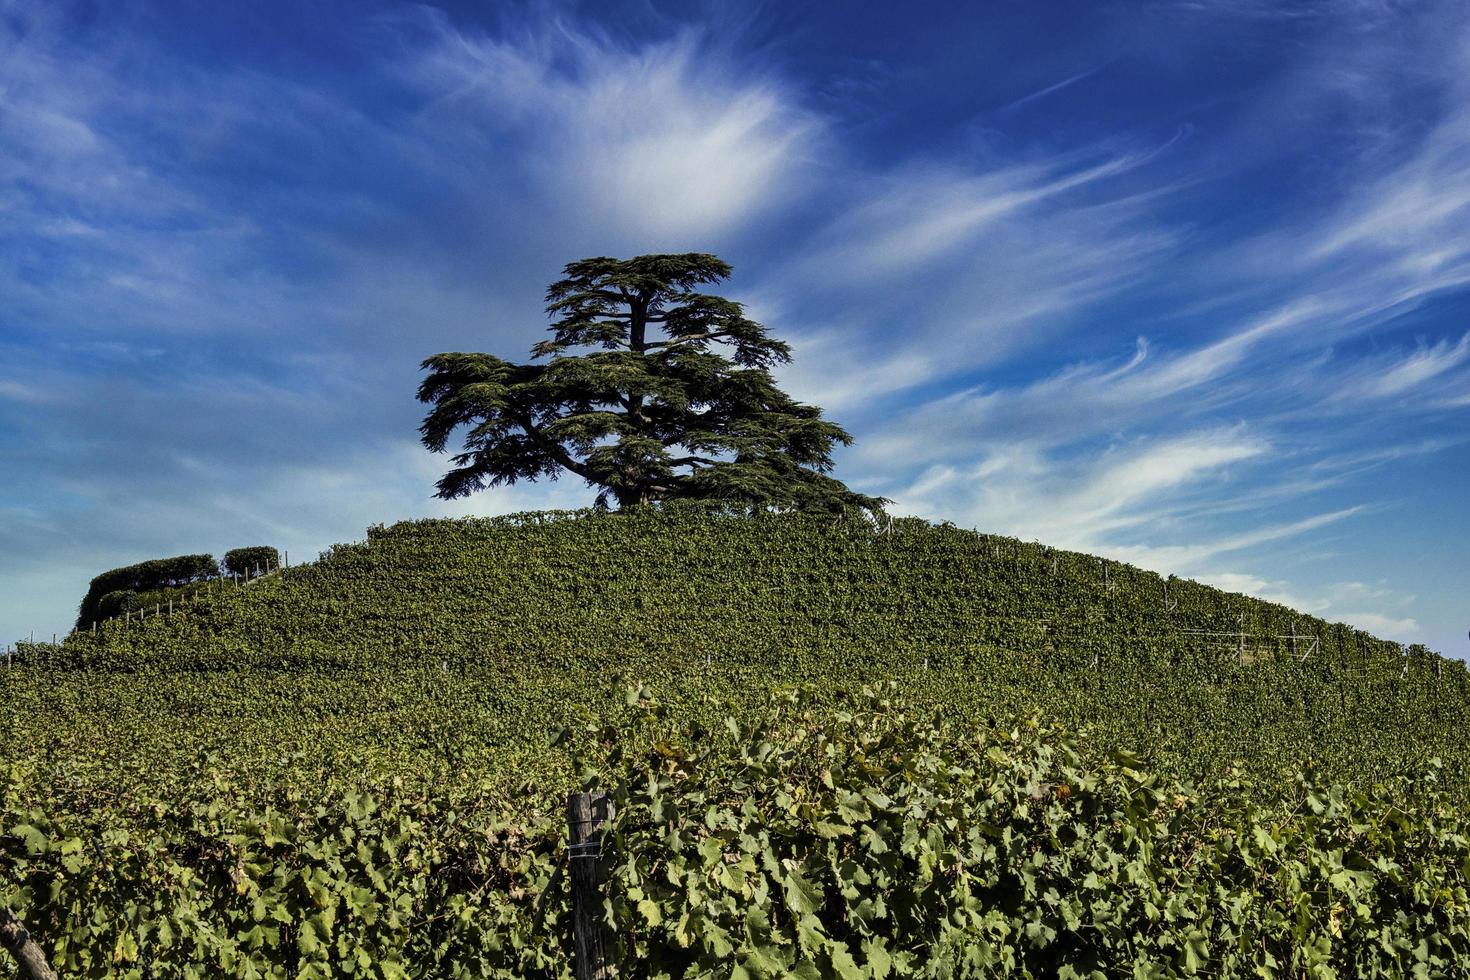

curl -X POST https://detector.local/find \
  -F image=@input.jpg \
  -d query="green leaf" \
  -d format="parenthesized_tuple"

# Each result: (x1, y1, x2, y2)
(783, 871, 822, 917)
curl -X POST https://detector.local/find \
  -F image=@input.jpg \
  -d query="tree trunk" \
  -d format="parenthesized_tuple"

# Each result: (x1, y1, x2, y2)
(0, 909, 60, 980)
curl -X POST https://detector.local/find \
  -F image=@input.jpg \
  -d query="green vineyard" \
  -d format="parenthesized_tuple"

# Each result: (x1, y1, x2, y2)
(3, 509, 1468, 977)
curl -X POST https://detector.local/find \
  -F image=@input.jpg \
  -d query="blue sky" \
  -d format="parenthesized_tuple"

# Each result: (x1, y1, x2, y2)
(1, 0, 1467, 656)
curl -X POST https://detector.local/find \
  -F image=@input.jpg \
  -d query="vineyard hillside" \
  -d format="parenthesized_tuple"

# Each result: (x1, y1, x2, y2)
(7, 509, 1470, 977)
(7, 508, 1465, 790)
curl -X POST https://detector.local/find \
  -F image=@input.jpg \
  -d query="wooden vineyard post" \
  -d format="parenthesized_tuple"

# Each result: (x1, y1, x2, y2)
(0, 908, 60, 980)
(567, 791, 617, 979)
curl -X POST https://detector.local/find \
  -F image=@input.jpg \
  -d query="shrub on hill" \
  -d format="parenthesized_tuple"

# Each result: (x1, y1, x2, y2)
(73, 553, 219, 629)
(222, 545, 280, 578)
(93, 589, 141, 620)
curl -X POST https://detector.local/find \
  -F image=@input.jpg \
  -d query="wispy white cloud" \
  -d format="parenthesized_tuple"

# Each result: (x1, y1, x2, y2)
(1340, 611, 1422, 638)
(791, 154, 1146, 283)
(1352, 333, 1470, 400)
(0, 8, 350, 343)
(0, 379, 50, 403)
(1212, 29, 1470, 342)
(888, 429, 1273, 553)
(848, 297, 1324, 473)
(1104, 508, 1366, 576)
(401, 11, 820, 244)
(1000, 66, 1105, 113)
(768, 159, 1182, 415)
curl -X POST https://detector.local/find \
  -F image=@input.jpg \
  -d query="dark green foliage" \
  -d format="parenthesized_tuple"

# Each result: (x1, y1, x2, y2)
(593, 692, 1470, 977)
(12, 511, 1468, 975)
(25, 509, 1466, 792)
(93, 589, 140, 620)
(418, 254, 884, 515)
(3, 690, 1468, 978)
(222, 546, 280, 578)
(74, 553, 218, 629)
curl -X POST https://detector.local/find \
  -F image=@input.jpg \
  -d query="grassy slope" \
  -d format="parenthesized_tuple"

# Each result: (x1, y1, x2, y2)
(5, 509, 1466, 794)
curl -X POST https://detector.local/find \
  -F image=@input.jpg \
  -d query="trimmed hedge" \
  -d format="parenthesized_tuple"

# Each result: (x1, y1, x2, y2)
(222, 546, 280, 578)
(74, 553, 218, 629)
(93, 589, 141, 620)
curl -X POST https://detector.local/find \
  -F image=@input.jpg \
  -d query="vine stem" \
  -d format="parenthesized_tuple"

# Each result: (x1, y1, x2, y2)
(0, 908, 60, 980)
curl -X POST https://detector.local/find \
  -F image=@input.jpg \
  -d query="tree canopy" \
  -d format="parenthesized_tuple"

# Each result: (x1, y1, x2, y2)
(418, 253, 884, 515)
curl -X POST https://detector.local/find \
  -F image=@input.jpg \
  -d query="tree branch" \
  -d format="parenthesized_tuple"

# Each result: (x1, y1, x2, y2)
(513, 410, 594, 481)
(646, 331, 732, 351)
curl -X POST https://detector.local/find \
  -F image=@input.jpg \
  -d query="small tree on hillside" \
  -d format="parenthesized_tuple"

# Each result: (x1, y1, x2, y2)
(418, 253, 884, 514)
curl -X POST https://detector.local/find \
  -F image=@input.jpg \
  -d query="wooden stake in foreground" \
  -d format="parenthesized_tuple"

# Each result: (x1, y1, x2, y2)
(566, 792, 617, 979)
(0, 909, 60, 980)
